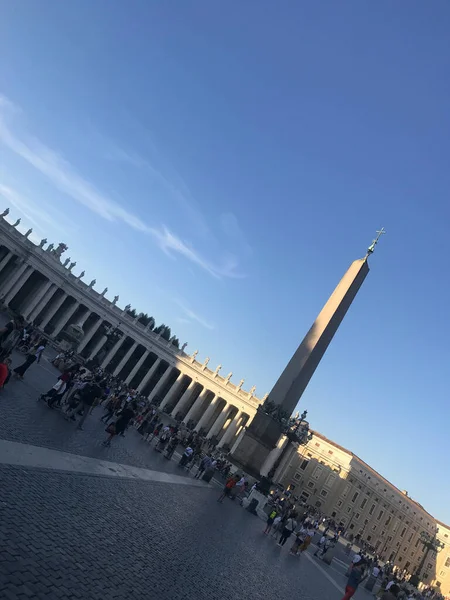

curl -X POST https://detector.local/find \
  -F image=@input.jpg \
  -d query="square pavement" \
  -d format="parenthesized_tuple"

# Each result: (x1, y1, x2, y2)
(0, 354, 372, 600)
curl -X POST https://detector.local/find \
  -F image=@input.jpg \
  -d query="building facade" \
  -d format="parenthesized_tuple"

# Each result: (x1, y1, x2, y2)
(278, 431, 450, 595)
(0, 215, 263, 449)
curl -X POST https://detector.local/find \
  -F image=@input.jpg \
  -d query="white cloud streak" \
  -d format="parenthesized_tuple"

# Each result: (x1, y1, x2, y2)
(0, 95, 243, 279)
(175, 300, 215, 330)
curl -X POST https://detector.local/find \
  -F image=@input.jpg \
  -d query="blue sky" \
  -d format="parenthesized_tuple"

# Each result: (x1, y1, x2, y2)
(1, 1, 449, 522)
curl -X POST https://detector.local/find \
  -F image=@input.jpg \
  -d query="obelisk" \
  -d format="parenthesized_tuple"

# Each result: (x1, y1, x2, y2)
(231, 232, 384, 477)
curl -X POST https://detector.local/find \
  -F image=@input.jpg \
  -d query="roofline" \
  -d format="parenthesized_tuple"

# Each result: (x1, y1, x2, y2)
(310, 430, 436, 522)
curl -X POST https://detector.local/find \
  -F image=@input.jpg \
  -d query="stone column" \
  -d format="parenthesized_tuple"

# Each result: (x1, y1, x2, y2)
(194, 394, 218, 432)
(136, 357, 161, 393)
(170, 380, 197, 418)
(113, 341, 138, 377)
(100, 335, 125, 369)
(27, 283, 57, 322)
(0, 250, 13, 274)
(3, 265, 33, 305)
(217, 410, 243, 448)
(87, 334, 108, 361)
(158, 372, 185, 411)
(1, 261, 27, 297)
(148, 366, 175, 404)
(274, 441, 298, 482)
(184, 388, 210, 424)
(125, 349, 149, 385)
(260, 435, 289, 477)
(40, 293, 68, 329)
(23, 279, 53, 320)
(75, 309, 91, 329)
(52, 300, 79, 337)
(77, 317, 102, 353)
(206, 404, 230, 439)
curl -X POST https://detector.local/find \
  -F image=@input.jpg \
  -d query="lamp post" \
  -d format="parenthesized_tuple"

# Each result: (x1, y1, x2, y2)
(267, 409, 313, 480)
(409, 531, 444, 587)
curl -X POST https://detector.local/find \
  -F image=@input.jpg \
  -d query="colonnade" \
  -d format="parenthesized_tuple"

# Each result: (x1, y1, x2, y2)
(0, 240, 255, 448)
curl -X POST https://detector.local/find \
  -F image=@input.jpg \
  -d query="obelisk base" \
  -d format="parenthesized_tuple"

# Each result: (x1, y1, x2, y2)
(230, 410, 283, 479)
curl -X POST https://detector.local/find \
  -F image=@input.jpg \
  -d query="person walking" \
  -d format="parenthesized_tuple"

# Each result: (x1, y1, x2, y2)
(100, 395, 121, 423)
(264, 509, 278, 535)
(340, 560, 367, 600)
(278, 515, 298, 547)
(76, 378, 104, 431)
(217, 474, 240, 503)
(102, 402, 137, 447)
(13, 340, 46, 379)
(195, 454, 210, 479)
(0, 315, 24, 359)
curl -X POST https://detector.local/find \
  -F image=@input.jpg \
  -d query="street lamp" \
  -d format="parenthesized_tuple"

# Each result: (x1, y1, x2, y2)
(409, 531, 444, 587)
(267, 410, 313, 480)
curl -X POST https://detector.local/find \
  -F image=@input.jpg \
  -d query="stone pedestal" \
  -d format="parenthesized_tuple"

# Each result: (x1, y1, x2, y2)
(321, 545, 336, 565)
(231, 410, 283, 479)
(245, 489, 269, 518)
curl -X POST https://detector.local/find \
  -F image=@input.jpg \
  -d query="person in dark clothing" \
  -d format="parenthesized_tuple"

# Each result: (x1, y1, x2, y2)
(102, 402, 137, 446)
(76, 379, 104, 430)
(341, 560, 367, 600)
(0, 315, 24, 359)
(13, 340, 46, 379)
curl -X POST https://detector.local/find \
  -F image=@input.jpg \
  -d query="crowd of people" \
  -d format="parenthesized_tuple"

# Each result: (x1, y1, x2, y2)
(0, 314, 446, 600)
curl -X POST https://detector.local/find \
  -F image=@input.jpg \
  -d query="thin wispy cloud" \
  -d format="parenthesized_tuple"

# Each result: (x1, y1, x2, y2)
(0, 183, 76, 236)
(101, 133, 211, 237)
(150, 226, 242, 279)
(175, 300, 215, 330)
(0, 95, 244, 280)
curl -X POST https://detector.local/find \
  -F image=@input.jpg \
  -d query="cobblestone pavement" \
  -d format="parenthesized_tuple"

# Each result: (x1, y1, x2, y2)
(0, 355, 352, 599)
(0, 465, 344, 600)
(0, 352, 193, 475)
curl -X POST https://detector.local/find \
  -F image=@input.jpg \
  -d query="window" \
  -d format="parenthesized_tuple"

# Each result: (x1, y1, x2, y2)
(328, 450, 333, 455)
(398, 557, 403, 563)
(360, 498, 367, 509)
(377, 510, 384, 521)
(294, 473, 301, 481)
(331, 511, 337, 518)
(315, 501, 322, 508)
(372, 525, 377, 531)
(367, 535, 372, 541)
(300, 459, 309, 470)
(369, 504, 376, 515)
(312, 467, 323, 480)
(427, 563, 433, 570)
(349, 524, 355, 530)
(307, 481, 314, 489)
(337, 500, 343, 507)
(385, 517, 391, 526)
(440, 571, 446, 577)
(300, 491, 310, 502)
(445, 558, 450, 568)
(325, 474, 336, 487)
(400, 527, 406, 538)
(408, 533, 413, 542)
(320, 490, 328, 498)
(347, 507, 352, 513)
(351, 492, 359, 503)
(355, 513, 361, 520)
(315, 442, 320, 447)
